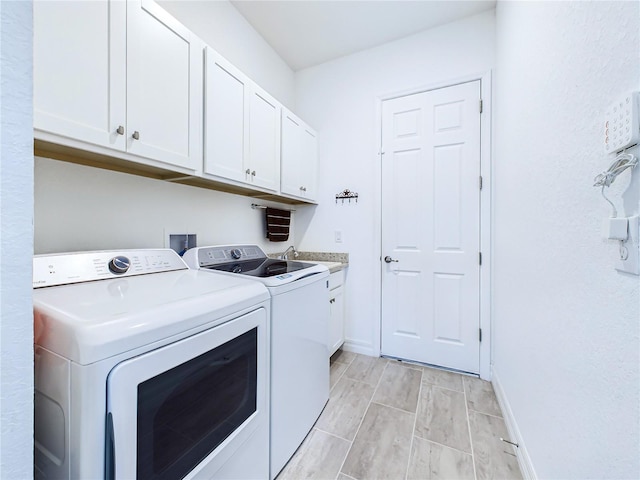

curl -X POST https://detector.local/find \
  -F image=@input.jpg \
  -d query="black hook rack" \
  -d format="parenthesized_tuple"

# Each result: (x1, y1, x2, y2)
(335, 189, 359, 204)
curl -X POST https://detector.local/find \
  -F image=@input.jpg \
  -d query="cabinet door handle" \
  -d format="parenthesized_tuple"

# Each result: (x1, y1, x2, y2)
(245, 169, 251, 175)
(329, 298, 336, 303)
(116, 125, 124, 135)
(251, 170, 256, 176)
(132, 131, 140, 140)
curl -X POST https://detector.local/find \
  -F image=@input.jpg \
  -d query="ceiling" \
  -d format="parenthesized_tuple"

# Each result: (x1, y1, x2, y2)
(230, 0, 496, 71)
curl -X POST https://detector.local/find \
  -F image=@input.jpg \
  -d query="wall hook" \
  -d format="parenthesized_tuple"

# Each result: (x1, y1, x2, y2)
(335, 189, 359, 204)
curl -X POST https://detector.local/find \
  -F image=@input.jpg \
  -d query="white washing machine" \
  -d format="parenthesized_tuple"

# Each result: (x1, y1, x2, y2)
(33, 249, 271, 480)
(183, 245, 330, 479)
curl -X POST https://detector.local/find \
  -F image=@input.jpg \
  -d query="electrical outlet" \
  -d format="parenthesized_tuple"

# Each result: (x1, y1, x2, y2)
(334, 231, 342, 243)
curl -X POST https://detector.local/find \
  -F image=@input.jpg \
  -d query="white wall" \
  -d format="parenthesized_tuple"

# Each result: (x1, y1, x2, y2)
(293, 11, 496, 354)
(34, 158, 299, 255)
(493, 1, 639, 479)
(36, 0, 298, 255)
(0, 1, 34, 476)
(158, 0, 295, 109)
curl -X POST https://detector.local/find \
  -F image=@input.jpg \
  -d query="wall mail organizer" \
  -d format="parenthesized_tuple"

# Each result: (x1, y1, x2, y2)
(335, 189, 359, 204)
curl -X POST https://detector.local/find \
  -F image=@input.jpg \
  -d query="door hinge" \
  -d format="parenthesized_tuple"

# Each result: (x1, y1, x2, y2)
(479, 328, 483, 342)
(479, 175, 483, 190)
(479, 99, 483, 113)
(479, 252, 482, 265)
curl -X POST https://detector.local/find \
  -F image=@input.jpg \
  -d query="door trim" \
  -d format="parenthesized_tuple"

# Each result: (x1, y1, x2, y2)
(373, 71, 493, 380)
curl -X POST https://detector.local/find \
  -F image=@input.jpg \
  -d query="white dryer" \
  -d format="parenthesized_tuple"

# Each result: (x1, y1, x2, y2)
(33, 249, 271, 480)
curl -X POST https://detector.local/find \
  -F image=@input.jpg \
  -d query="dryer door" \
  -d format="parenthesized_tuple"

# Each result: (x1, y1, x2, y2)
(106, 307, 268, 480)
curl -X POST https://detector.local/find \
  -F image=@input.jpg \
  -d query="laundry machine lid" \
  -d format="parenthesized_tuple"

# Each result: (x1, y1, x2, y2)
(33, 249, 269, 364)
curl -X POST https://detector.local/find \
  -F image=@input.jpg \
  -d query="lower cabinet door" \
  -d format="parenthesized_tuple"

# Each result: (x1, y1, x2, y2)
(329, 285, 345, 356)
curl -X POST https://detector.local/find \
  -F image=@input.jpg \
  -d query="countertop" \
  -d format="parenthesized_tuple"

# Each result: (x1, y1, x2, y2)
(301, 260, 345, 274)
(269, 250, 349, 274)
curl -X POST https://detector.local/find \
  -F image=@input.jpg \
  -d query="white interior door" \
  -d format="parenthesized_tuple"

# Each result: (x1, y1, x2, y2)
(381, 81, 481, 373)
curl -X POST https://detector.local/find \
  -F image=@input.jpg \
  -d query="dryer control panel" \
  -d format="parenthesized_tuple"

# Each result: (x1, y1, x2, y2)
(33, 249, 188, 288)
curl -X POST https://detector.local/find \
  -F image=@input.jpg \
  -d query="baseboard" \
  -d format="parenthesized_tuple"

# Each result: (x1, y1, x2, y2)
(341, 339, 376, 357)
(491, 367, 538, 480)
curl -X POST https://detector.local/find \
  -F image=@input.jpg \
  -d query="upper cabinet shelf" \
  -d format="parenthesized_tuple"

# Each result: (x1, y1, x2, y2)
(33, 0, 319, 205)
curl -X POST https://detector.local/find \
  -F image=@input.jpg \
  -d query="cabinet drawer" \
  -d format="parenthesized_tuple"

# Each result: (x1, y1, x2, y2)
(328, 270, 344, 291)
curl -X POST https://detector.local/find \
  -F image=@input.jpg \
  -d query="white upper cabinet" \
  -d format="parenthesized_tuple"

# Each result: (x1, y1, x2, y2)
(204, 48, 280, 192)
(280, 109, 318, 201)
(34, 0, 203, 172)
(126, 0, 202, 170)
(204, 49, 248, 183)
(248, 87, 280, 191)
(34, 0, 127, 151)
(35, 0, 317, 203)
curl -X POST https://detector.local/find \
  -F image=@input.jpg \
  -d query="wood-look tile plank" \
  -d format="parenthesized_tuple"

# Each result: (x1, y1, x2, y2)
(407, 436, 475, 480)
(343, 354, 388, 386)
(373, 362, 422, 413)
(421, 366, 464, 392)
(340, 403, 415, 480)
(315, 376, 375, 441)
(469, 410, 522, 480)
(277, 428, 351, 480)
(331, 349, 357, 365)
(330, 361, 349, 390)
(336, 474, 356, 480)
(415, 384, 472, 453)
(464, 376, 502, 417)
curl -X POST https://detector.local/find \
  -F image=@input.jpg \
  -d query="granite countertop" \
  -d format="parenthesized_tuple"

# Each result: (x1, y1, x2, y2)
(301, 260, 344, 273)
(270, 251, 349, 273)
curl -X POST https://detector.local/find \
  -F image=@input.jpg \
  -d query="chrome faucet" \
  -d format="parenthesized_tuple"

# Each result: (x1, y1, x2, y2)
(280, 245, 298, 260)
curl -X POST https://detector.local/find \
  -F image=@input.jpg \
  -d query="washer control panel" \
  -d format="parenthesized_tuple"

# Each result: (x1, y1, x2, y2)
(186, 245, 267, 267)
(33, 249, 188, 288)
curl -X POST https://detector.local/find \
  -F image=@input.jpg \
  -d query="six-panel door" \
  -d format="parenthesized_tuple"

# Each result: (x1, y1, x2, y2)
(381, 81, 482, 374)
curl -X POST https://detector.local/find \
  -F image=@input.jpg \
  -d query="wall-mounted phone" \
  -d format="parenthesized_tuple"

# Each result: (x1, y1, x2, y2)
(604, 91, 639, 153)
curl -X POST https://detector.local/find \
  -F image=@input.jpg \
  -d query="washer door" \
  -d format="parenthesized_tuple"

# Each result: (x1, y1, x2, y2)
(106, 307, 268, 480)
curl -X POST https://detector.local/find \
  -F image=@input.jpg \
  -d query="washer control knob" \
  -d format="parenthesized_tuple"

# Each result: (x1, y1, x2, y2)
(230, 248, 242, 260)
(108, 256, 130, 274)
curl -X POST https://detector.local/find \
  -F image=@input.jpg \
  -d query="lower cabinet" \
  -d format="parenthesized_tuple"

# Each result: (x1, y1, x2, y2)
(328, 270, 345, 356)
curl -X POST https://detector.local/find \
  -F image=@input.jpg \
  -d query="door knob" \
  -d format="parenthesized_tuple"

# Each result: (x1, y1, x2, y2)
(384, 256, 399, 263)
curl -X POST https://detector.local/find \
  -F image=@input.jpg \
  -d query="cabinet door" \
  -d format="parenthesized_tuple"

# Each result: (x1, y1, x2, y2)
(248, 87, 280, 191)
(280, 111, 303, 197)
(280, 109, 318, 201)
(126, 0, 202, 170)
(203, 48, 249, 182)
(34, 0, 126, 150)
(300, 127, 318, 201)
(329, 286, 345, 356)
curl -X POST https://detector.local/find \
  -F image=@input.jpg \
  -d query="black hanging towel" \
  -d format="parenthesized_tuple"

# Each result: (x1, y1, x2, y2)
(265, 207, 291, 242)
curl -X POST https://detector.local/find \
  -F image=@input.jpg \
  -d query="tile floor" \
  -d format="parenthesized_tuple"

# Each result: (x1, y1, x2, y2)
(277, 351, 522, 480)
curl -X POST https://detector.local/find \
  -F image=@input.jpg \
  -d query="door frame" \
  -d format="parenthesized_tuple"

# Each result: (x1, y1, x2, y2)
(373, 71, 493, 380)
